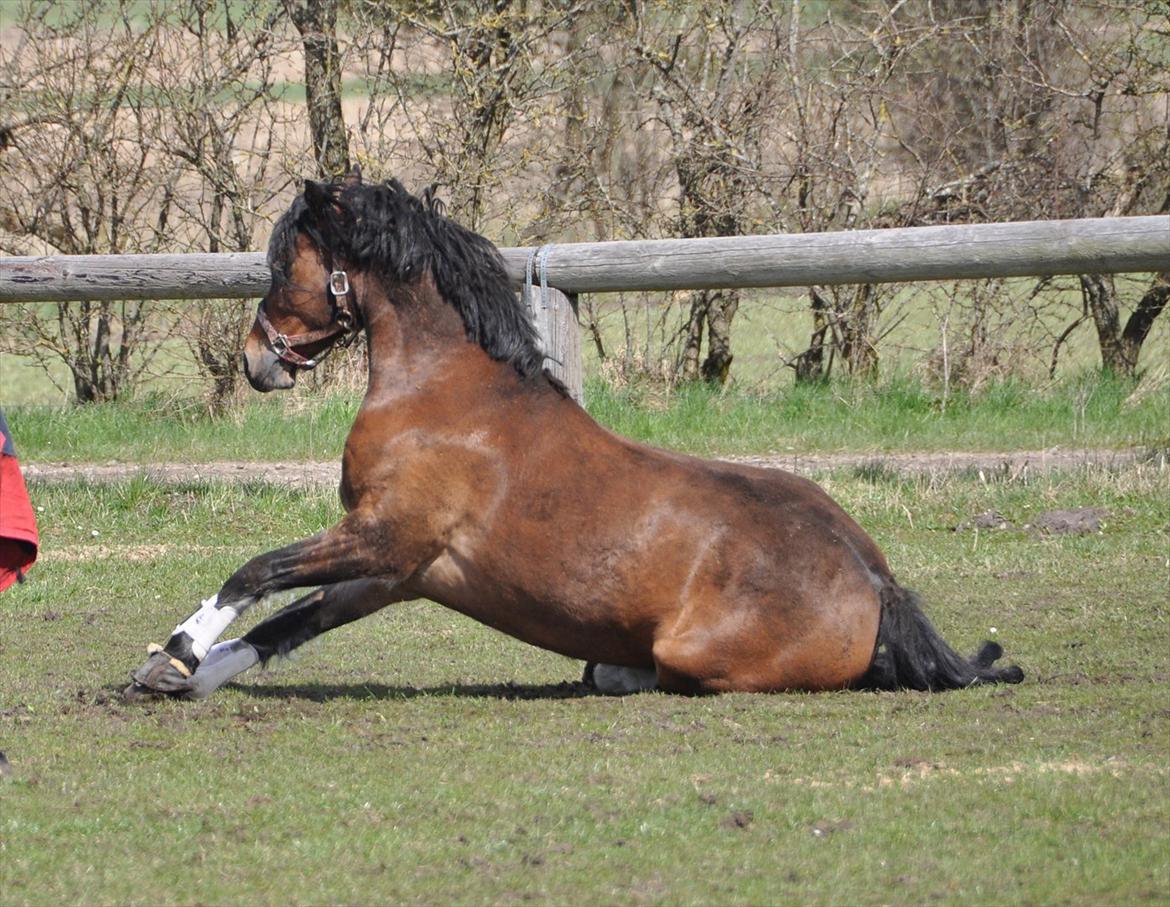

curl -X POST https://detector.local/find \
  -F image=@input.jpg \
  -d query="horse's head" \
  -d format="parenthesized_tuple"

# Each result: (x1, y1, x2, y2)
(243, 178, 363, 392)
(245, 170, 546, 392)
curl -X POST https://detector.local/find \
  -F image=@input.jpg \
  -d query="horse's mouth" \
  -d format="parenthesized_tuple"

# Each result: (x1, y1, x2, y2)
(242, 348, 296, 392)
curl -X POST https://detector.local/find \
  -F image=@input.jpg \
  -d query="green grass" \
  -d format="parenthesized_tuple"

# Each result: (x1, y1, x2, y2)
(586, 372, 1169, 456)
(4, 371, 1166, 464)
(1, 466, 1167, 905)
(5, 391, 361, 463)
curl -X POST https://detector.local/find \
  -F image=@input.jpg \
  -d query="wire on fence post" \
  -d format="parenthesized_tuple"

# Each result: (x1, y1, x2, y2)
(524, 244, 561, 369)
(539, 245, 559, 368)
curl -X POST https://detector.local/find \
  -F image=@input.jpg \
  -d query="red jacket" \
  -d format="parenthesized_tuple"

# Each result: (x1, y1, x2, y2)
(0, 410, 38, 592)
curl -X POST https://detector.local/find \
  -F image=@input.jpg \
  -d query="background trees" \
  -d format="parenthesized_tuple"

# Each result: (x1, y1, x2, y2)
(0, 0, 293, 405)
(0, 3, 176, 402)
(0, 0, 1165, 403)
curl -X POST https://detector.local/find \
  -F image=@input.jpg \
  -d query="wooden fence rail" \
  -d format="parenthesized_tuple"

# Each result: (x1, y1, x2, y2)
(2, 216, 1165, 402)
(1, 216, 1166, 303)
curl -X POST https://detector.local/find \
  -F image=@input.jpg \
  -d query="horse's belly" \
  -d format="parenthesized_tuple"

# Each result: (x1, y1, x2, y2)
(412, 551, 653, 666)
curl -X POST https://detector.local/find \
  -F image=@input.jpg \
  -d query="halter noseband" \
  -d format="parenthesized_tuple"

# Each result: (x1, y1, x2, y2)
(256, 269, 360, 370)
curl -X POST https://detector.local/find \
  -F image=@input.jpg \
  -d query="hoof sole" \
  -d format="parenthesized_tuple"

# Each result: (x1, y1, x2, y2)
(122, 681, 172, 703)
(127, 651, 195, 700)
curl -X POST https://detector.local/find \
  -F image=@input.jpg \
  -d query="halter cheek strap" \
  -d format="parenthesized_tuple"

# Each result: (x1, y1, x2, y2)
(257, 270, 359, 370)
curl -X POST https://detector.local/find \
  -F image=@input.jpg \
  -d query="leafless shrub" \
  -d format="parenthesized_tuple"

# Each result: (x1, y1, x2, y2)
(2, 0, 1164, 406)
(0, 0, 299, 406)
(148, 1, 297, 410)
(0, 2, 178, 401)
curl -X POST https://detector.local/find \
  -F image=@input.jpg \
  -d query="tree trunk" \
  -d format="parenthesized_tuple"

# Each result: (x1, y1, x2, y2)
(840, 283, 880, 378)
(679, 290, 710, 382)
(1087, 271, 1170, 377)
(793, 284, 879, 382)
(700, 290, 739, 384)
(793, 288, 830, 384)
(284, 0, 350, 179)
(1083, 273, 1128, 374)
(1120, 272, 1170, 374)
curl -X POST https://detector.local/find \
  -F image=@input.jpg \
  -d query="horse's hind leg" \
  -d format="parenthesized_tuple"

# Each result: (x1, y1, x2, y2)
(650, 595, 879, 694)
(582, 662, 659, 694)
(185, 578, 400, 700)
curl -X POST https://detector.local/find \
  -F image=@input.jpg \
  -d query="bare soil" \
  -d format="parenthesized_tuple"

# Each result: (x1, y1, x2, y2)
(21, 447, 1161, 486)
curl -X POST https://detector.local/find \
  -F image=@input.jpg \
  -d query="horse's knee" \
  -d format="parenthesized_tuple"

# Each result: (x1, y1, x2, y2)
(218, 558, 269, 607)
(652, 637, 714, 694)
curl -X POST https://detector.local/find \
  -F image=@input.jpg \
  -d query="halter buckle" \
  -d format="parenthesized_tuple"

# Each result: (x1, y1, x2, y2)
(268, 333, 316, 368)
(329, 270, 350, 297)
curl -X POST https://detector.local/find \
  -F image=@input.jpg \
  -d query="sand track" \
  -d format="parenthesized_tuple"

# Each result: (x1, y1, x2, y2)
(22, 447, 1162, 487)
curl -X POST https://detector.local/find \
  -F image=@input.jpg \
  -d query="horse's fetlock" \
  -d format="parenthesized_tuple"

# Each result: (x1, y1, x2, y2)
(162, 632, 200, 672)
(171, 594, 242, 662)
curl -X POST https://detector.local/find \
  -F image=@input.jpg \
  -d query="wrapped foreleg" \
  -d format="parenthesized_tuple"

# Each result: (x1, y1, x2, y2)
(186, 638, 259, 700)
(171, 594, 240, 662)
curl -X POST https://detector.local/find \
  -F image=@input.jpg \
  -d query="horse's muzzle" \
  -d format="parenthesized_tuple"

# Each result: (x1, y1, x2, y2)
(242, 341, 295, 392)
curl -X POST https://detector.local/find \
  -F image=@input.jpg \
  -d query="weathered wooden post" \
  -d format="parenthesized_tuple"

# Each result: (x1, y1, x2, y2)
(521, 285, 583, 404)
(521, 244, 584, 404)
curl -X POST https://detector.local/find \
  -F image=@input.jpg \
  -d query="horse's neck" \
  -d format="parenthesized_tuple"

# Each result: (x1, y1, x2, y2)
(359, 275, 500, 400)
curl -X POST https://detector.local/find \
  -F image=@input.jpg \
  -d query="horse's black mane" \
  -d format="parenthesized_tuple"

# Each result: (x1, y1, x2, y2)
(268, 177, 545, 380)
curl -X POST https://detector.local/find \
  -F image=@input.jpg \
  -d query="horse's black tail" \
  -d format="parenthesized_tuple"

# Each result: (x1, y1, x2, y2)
(856, 584, 1024, 691)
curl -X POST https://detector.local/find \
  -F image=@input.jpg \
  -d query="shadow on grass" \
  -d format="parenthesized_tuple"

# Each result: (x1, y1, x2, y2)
(230, 679, 599, 701)
(99, 678, 602, 706)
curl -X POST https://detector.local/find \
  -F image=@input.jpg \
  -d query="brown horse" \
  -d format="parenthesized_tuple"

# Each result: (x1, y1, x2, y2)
(126, 175, 1023, 701)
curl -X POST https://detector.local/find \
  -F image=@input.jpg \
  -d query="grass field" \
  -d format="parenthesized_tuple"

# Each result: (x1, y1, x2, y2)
(4, 372, 1168, 464)
(1, 464, 1167, 905)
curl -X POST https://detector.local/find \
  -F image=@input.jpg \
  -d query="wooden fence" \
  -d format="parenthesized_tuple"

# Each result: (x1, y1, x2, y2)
(2, 215, 1167, 400)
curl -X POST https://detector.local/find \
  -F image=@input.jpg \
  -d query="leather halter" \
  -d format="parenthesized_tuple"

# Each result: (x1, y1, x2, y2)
(256, 270, 360, 370)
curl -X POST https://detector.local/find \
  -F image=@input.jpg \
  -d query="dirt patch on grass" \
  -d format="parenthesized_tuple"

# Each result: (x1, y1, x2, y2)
(48, 543, 250, 563)
(22, 447, 1161, 486)
(48, 543, 177, 563)
(773, 757, 1164, 792)
(23, 460, 343, 487)
(1026, 507, 1112, 534)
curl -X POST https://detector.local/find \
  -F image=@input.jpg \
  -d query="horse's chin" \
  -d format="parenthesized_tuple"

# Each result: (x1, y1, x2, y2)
(242, 349, 296, 392)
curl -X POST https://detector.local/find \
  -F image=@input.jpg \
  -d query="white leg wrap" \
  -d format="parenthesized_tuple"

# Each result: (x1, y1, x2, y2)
(187, 639, 259, 700)
(172, 594, 239, 662)
(593, 664, 659, 694)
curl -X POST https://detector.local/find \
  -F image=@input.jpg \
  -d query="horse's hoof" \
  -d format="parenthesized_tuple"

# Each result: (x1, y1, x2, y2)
(126, 651, 195, 699)
(122, 680, 169, 703)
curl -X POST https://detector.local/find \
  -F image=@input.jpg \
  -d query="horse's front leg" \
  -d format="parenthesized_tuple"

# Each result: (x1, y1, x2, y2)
(126, 512, 419, 698)
(177, 577, 401, 700)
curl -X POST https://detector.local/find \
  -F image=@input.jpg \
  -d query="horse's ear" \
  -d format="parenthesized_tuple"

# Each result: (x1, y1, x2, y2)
(342, 165, 362, 188)
(421, 182, 446, 216)
(303, 179, 334, 213)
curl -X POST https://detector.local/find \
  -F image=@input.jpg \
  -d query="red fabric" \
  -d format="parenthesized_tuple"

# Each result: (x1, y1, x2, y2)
(0, 434, 38, 593)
